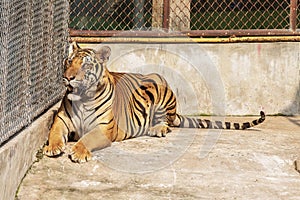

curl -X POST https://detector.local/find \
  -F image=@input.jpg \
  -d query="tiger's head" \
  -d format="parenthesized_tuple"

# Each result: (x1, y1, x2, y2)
(63, 42, 111, 101)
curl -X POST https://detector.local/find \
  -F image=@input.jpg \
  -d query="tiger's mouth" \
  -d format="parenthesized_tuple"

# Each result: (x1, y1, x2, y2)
(63, 78, 83, 101)
(67, 86, 80, 94)
(63, 78, 80, 94)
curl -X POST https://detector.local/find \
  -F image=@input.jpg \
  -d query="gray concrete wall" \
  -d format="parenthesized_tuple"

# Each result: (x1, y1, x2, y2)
(82, 42, 300, 115)
(0, 103, 59, 200)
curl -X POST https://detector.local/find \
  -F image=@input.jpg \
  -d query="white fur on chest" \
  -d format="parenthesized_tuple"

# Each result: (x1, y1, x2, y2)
(69, 101, 96, 138)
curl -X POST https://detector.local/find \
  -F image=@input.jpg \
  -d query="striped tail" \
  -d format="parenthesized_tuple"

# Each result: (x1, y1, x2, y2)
(175, 111, 265, 130)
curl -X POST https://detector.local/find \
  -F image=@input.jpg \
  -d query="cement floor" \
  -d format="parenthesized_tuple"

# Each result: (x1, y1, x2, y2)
(16, 116, 300, 200)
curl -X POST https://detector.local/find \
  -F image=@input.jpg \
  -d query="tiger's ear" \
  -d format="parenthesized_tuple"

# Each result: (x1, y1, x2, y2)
(96, 46, 111, 63)
(68, 42, 81, 57)
(72, 41, 81, 50)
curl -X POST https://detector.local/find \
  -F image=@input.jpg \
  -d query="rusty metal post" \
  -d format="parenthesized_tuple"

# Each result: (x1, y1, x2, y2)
(290, 0, 297, 31)
(163, 0, 170, 30)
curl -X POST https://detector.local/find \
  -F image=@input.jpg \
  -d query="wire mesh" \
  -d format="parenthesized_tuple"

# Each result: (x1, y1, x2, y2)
(0, 0, 69, 145)
(70, 0, 298, 35)
(70, 0, 153, 30)
(190, 0, 290, 30)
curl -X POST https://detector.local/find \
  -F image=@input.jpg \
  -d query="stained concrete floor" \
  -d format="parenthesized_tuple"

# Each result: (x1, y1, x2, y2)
(16, 116, 300, 200)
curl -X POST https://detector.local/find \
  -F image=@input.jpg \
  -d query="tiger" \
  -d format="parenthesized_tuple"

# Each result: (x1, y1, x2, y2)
(43, 42, 265, 163)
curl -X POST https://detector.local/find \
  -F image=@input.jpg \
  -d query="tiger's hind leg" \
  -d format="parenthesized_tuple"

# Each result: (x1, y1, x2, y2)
(148, 122, 171, 137)
(147, 80, 176, 138)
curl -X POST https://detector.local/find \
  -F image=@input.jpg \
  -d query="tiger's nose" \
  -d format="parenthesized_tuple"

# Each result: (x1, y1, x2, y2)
(65, 76, 75, 81)
(63, 73, 75, 81)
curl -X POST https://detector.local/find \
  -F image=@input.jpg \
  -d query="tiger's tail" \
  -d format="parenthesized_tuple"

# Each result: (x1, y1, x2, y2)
(174, 111, 265, 130)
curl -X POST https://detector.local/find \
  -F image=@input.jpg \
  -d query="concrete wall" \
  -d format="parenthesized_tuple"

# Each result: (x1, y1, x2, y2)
(0, 103, 59, 200)
(80, 42, 300, 116)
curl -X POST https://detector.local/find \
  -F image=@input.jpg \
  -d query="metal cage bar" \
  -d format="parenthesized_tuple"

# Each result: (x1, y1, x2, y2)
(290, 0, 298, 31)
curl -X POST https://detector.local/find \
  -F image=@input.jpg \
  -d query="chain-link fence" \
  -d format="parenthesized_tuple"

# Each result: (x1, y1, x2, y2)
(0, 0, 69, 145)
(191, 0, 290, 30)
(70, 0, 152, 30)
(70, 0, 300, 37)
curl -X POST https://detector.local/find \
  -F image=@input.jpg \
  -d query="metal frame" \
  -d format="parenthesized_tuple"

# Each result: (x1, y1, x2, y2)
(70, 35, 300, 43)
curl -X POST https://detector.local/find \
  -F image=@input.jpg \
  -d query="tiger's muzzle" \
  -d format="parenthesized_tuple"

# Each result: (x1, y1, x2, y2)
(63, 77, 84, 101)
(63, 77, 80, 94)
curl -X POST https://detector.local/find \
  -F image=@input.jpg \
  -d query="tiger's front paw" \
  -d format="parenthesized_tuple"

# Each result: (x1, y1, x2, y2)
(148, 123, 171, 137)
(69, 141, 92, 163)
(43, 140, 65, 157)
